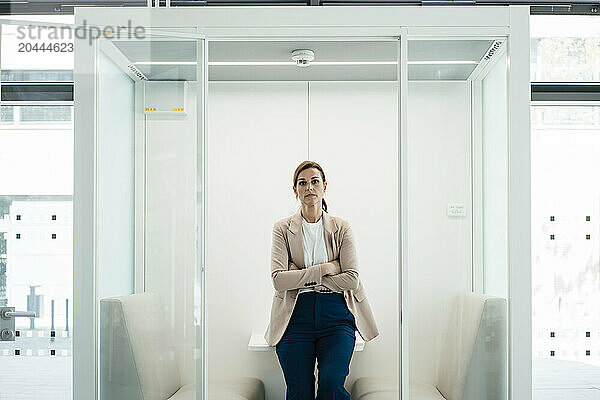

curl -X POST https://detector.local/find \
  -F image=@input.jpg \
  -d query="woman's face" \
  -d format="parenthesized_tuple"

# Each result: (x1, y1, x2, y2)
(293, 167, 327, 207)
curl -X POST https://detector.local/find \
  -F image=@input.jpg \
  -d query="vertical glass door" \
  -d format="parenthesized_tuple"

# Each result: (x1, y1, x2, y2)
(88, 26, 206, 400)
(406, 36, 509, 400)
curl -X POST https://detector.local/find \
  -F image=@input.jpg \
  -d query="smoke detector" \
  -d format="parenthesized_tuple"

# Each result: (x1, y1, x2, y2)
(291, 49, 315, 68)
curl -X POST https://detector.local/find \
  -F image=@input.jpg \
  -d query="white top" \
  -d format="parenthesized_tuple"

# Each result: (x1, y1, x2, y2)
(298, 215, 329, 294)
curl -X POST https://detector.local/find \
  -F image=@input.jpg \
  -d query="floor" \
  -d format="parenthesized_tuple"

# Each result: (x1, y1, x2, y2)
(533, 357, 600, 400)
(0, 357, 71, 400)
(1, 352, 599, 399)
(0, 334, 71, 400)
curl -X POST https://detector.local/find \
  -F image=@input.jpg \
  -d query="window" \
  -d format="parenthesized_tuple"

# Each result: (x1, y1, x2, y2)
(531, 16, 600, 82)
(0, 15, 74, 400)
(531, 15, 600, 400)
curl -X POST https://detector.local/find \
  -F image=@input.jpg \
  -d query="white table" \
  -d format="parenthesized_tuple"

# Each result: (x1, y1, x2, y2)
(248, 333, 365, 352)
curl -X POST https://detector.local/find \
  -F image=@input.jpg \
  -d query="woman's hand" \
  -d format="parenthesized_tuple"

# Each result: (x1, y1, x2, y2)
(321, 260, 342, 276)
(288, 262, 299, 271)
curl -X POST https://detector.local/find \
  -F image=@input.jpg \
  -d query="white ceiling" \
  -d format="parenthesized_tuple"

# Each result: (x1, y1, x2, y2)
(110, 39, 495, 81)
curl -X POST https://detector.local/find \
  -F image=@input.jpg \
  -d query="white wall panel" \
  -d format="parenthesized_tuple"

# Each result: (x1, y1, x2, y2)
(0, 132, 73, 195)
(207, 82, 308, 399)
(407, 81, 472, 384)
(96, 51, 135, 300)
(482, 54, 508, 298)
(309, 81, 400, 387)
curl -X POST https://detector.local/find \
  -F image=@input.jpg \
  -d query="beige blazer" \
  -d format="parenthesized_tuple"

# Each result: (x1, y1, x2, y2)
(264, 210, 379, 346)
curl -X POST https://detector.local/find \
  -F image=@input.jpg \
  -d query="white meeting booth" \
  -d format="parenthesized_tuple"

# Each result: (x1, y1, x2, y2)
(72, 6, 531, 400)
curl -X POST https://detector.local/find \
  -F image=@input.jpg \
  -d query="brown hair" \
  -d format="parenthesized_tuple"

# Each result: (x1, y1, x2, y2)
(292, 160, 328, 212)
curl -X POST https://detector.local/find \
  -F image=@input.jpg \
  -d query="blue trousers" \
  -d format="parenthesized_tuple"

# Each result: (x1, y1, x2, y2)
(276, 292, 356, 400)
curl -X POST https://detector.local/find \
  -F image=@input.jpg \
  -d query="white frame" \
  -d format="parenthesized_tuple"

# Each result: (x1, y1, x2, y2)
(507, 8, 532, 400)
(73, 29, 97, 400)
(472, 77, 484, 294)
(134, 81, 146, 293)
(196, 36, 209, 400)
(399, 29, 409, 400)
(71, 6, 531, 400)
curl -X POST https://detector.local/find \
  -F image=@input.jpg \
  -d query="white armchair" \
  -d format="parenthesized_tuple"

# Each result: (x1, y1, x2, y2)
(100, 293, 264, 400)
(351, 293, 507, 400)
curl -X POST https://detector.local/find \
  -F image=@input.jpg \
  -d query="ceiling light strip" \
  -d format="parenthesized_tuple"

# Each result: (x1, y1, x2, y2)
(212, 61, 399, 65)
(135, 61, 398, 66)
(407, 60, 479, 65)
(135, 60, 478, 66)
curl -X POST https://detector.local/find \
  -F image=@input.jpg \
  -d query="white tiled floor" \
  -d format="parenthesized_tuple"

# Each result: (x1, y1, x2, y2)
(0, 357, 71, 400)
(534, 357, 600, 400)
(0, 333, 71, 399)
(1, 354, 598, 399)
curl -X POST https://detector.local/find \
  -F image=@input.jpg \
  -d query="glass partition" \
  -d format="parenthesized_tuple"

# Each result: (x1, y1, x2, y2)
(92, 29, 205, 400)
(407, 37, 509, 400)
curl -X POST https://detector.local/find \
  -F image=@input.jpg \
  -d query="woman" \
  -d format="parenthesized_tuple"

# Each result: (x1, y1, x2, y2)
(265, 160, 379, 400)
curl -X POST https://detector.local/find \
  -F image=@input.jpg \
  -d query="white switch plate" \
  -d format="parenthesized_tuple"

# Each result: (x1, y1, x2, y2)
(447, 203, 467, 217)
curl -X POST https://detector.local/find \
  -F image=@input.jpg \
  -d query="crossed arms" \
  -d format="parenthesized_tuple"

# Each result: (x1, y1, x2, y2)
(270, 221, 360, 292)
